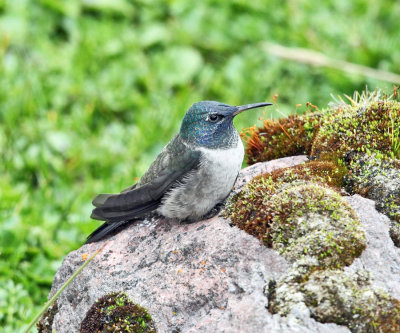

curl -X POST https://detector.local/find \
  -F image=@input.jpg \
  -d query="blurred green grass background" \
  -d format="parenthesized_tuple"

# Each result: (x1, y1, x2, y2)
(1, 0, 399, 331)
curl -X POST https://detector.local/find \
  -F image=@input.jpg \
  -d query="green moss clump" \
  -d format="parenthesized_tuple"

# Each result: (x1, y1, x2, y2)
(228, 160, 348, 245)
(80, 292, 156, 333)
(269, 184, 365, 268)
(244, 90, 400, 174)
(243, 112, 322, 165)
(268, 268, 400, 333)
(244, 91, 400, 164)
(267, 159, 347, 190)
(311, 99, 400, 161)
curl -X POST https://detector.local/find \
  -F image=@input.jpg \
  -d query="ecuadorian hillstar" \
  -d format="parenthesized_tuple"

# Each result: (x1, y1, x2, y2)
(87, 101, 272, 243)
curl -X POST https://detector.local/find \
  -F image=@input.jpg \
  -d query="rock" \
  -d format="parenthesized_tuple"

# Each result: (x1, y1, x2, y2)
(232, 155, 308, 194)
(42, 156, 400, 333)
(345, 195, 400, 299)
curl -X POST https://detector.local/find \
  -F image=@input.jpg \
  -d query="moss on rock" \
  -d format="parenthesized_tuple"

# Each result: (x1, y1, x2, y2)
(240, 89, 400, 247)
(228, 161, 352, 249)
(242, 112, 322, 165)
(311, 99, 400, 161)
(228, 159, 365, 268)
(268, 268, 400, 333)
(80, 292, 156, 333)
(244, 90, 400, 165)
(231, 89, 400, 332)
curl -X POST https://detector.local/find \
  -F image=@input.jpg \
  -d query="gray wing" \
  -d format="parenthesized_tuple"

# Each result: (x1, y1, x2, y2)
(90, 135, 201, 222)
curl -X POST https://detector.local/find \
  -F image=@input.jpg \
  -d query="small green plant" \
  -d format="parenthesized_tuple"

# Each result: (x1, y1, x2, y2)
(80, 292, 156, 333)
(389, 112, 400, 159)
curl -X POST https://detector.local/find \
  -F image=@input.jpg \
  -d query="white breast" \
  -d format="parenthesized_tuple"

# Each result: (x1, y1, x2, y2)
(157, 140, 244, 220)
(197, 143, 244, 194)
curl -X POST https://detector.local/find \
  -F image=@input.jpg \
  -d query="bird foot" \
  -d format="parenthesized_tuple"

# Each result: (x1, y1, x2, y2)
(202, 202, 225, 220)
(179, 203, 225, 225)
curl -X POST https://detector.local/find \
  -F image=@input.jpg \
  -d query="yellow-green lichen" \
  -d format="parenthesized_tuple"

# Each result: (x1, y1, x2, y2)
(346, 154, 400, 246)
(268, 268, 400, 333)
(80, 292, 156, 333)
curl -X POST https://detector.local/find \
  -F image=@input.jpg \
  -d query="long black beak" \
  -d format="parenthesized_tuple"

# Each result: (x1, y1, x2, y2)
(232, 102, 273, 116)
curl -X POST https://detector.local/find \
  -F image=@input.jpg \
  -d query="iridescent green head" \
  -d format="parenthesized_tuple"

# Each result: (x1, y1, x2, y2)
(180, 101, 272, 149)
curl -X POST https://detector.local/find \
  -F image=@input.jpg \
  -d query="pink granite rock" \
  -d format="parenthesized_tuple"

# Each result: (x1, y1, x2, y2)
(44, 156, 400, 332)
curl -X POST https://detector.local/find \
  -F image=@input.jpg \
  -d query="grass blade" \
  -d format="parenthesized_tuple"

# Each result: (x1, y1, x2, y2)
(23, 242, 108, 333)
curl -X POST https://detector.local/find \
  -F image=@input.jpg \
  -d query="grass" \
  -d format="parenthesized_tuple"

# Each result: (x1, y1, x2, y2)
(390, 111, 400, 159)
(1, 0, 399, 331)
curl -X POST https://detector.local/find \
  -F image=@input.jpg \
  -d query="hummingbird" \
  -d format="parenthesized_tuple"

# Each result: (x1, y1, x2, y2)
(86, 101, 272, 243)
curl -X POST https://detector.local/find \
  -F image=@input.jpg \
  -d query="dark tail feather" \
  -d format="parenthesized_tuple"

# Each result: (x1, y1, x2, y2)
(91, 200, 160, 222)
(85, 220, 133, 244)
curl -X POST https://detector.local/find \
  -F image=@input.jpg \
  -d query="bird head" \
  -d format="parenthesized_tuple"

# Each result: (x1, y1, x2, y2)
(180, 101, 272, 149)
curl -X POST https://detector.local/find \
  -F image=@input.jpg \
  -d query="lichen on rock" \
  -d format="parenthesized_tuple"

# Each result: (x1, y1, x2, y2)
(268, 267, 400, 333)
(346, 154, 400, 246)
(80, 292, 156, 333)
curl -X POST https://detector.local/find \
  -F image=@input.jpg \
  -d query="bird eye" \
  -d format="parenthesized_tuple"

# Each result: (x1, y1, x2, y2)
(208, 114, 222, 122)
